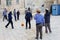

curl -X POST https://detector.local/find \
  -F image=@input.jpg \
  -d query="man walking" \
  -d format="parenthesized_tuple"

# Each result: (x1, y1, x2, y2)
(3, 8, 7, 21)
(5, 11, 14, 29)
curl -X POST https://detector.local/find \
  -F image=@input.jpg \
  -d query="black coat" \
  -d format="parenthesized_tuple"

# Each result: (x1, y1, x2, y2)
(25, 11, 32, 21)
(44, 12, 50, 23)
(17, 11, 20, 16)
(8, 12, 12, 21)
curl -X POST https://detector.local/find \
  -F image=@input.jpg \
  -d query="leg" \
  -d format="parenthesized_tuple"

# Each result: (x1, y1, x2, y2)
(29, 20, 31, 29)
(45, 23, 48, 33)
(17, 15, 18, 20)
(35, 25, 39, 39)
(26, 20, 28, 29)
(15, 16, 16, 21)
(5, 21, 10, 28)
(18, 15, 19, 20)
(10, 21, 14, 29)
(39, 26, 42, 39)
(5, 15, 7, 20)
(3, 16, 4, 21)
(47, 23, 52, 33)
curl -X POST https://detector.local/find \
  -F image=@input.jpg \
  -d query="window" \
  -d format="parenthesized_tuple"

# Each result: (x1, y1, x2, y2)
(6, 0, 12, 6)
(16, 0, 19, 4)
(0, 0, 1, 5)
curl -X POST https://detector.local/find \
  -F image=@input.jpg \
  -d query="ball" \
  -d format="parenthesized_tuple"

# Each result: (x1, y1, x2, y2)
(21, 23, 24, 26)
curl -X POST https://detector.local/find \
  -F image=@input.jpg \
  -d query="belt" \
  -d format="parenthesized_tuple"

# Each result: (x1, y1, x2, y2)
(36, 23, 41, 25)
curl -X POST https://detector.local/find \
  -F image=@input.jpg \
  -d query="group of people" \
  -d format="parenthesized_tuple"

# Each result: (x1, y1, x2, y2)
(34, 9, 52, 40)
(3, 7, 52, 40)
(25, 7, 52, 40)
(13, 9, 20, 21)
(3, 8, 20, 29)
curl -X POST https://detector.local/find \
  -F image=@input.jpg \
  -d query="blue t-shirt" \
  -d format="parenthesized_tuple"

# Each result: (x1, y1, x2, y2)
(34, 13, 45, 24)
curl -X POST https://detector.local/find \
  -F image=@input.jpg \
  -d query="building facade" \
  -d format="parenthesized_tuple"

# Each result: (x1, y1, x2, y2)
(0, 0, 60, 17)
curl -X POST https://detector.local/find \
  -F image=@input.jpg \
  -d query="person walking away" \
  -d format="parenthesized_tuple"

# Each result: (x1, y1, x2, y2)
(34, 9, 45, 39)
(13, 9, 17, 21)
(25, 7, 32, 29)
(3, 8, 7, 21)
(5, 11, 14, 29)
(44, 9, 52, 33)
(17, 10, 20, 20)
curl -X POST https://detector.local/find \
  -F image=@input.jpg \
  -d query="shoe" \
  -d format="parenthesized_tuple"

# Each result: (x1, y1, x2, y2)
(35, 37, 38, 39)
(45, 31, 48, 33)
(29, 28, 31, 29)
(49, 31, 52, 33)
(40, 37, 42, 39)
(12, 27, 14, 29)
(5, 26, 8, 28)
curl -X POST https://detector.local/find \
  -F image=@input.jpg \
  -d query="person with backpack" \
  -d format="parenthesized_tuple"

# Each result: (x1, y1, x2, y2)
(25, 7, 32, 29)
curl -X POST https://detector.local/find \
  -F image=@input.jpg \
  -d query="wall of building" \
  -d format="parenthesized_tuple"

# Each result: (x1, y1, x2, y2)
(0, 0, 60, 17)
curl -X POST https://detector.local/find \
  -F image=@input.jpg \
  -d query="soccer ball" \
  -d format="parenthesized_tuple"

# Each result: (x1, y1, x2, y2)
(21, 23, 24, 26)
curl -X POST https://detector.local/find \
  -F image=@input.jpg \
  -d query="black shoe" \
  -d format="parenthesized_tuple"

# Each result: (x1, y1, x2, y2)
(29, 27, 31, 29)
(35, 37, 38, 39)
(49, 31, 52, 33)
(40, 37, 42, 39)
(5, 26, 8, 28)
(45, 31, 48, 33)
(12, 27, 14, 29)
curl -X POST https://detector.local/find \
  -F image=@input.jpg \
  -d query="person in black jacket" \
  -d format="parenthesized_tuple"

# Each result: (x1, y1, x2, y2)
(44, 9, 52, 33)
(5, 11, 14, 29)
(25, 7, 32, 29)
(17, 10, 20, 20)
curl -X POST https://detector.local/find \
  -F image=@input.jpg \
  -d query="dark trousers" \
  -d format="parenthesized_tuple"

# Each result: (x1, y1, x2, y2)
(17, 15, 19, 20)
(5, 20, 14, 29)
(3, 15, 7, 21)
(36, 24, 42, 39)
(26, 20, 31, 29)
(45, 23, 51, 33)
(14, 16, 16, 21)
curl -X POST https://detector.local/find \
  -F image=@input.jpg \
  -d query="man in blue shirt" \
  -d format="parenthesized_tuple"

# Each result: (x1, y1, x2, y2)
(34, 9, 45, 39)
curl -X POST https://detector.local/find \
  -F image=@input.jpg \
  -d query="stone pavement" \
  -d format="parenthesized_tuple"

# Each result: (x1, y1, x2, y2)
(0, 15, 60, 40)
